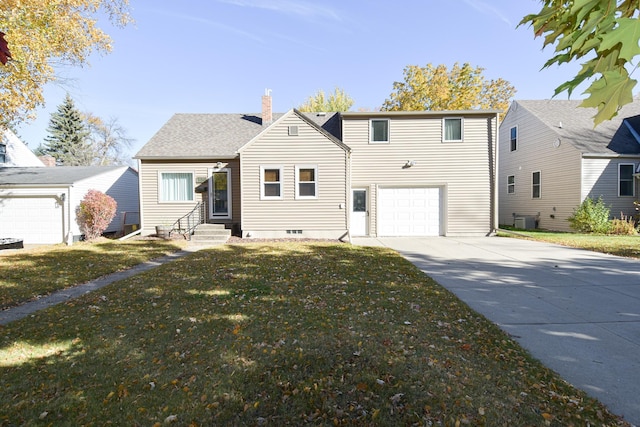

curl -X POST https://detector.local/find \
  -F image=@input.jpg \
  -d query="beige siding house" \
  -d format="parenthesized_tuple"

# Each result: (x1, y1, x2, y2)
(499, 99, 640, 231)
(135, 95, 499, 239)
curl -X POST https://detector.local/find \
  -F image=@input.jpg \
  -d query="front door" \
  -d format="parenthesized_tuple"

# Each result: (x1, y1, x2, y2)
(351, 189, 367, 236)
(209, 169, 231, 219)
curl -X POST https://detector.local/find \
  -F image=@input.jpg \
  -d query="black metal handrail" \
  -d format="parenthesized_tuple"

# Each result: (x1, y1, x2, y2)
(170, 202, 205, 240)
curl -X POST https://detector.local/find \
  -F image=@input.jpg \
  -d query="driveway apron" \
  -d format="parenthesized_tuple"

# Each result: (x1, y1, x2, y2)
(356, 236, 640, 426)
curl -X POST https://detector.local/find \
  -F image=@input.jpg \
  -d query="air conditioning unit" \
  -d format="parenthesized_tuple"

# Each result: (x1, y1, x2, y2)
(514, 216, 536, 230)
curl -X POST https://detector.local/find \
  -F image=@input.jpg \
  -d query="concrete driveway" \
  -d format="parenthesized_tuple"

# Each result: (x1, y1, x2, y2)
(353, 236, 640, 426)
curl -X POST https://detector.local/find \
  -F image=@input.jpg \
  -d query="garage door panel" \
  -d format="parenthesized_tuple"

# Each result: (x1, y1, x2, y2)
(0, 198, 64, 244)
(378, 187, 441, 236)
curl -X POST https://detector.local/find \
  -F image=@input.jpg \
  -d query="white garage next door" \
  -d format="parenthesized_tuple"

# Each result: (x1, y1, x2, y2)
(378, 187, 441, 236)
(0, 197, 64, 244)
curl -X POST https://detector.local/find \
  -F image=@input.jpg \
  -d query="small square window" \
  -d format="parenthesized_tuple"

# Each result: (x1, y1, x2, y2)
(443, 118, 463, 142)
(288, 125, 299, 136)
(296, 165, 317, 199)
(507, 175, 515, 194)
(370, 119, 389, 143)
(532, 171, 541, 199)
(510, 126, 517, 151)
(261, 166, 283, 199)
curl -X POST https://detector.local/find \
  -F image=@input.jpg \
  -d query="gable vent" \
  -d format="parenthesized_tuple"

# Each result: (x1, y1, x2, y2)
(288, 125, 299, 136)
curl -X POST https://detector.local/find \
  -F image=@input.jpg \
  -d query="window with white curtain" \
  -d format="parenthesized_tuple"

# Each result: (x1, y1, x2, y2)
(160, 172, 194, 202)
(443, 118, 463, 142)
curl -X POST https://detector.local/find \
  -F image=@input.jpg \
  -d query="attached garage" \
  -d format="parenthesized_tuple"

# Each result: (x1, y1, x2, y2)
(0, 196, 64, 244)
(377, 187, 442, 236)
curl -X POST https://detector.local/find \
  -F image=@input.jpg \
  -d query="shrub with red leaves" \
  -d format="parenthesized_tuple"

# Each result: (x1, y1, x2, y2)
(77, 189, 117, 241)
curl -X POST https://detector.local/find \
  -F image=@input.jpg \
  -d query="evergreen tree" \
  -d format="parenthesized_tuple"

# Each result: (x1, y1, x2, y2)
(42, 94, 92, 165)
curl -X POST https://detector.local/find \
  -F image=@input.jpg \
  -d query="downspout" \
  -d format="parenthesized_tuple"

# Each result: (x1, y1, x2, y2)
(343, 150, 352, 243)
(137, 158, 144, 235)
(66, 186, 73, 245)
(492, 113, 499, 235)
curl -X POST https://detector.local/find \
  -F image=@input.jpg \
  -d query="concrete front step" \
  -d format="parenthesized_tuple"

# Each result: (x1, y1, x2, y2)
(188, 224, 231, 246)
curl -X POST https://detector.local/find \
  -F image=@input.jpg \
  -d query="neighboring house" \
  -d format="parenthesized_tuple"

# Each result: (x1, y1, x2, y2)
(135, 95, 499, 239)
(0, 166, 139, 244)
(0, 128, 45, 167)
(499, 99, 640, 231)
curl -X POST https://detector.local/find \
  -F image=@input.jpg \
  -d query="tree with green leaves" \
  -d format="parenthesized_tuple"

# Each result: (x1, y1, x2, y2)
(40, 94, 92, 165)
(0, 0, 132, 127)
(298, 87, 354, 112)
(521, 1, 640, 125)
(381, 63, 516, 115)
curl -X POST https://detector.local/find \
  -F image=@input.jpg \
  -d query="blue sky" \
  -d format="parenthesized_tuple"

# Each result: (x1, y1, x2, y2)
(16, 0, 587, 159)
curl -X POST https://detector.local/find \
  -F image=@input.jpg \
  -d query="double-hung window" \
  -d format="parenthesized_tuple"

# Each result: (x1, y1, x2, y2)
(261, 166, 283, 199)
(370, 119, 389, 143)
(532, 171, 541, 199)
(510, 126, 517, 151)
(160, 172, 194, 202)
(295, 165, 317, 199)
(0, 142, 5, 163)
(619, 164, 635, 196)
(507, 175, 515, 194)
(443, 118, 463, 142)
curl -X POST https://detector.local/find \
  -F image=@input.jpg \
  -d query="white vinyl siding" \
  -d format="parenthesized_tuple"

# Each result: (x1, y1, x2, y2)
(583, 158, 639, 220)
(499, 102, 582, 231)
(240, 113, 348, 237)
(344, 113, 497, 236)
(159, 172, 194, 202)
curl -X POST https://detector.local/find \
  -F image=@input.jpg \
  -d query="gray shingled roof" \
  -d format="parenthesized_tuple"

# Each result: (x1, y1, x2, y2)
(135, 111, 343, 159)
(0, 166, 129, 186)
(514, 99, 640, 155)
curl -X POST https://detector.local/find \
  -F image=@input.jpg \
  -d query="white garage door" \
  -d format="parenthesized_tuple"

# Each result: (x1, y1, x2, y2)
(0, 197, 64, 244)
(378, 187, 441, 236)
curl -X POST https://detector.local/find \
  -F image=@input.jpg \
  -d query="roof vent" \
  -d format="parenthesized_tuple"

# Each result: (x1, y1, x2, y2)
(317, 112, 326, 117)
(558, 121, 562, 128)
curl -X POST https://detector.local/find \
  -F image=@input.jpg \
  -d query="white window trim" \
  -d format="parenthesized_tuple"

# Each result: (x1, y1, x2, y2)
(260, 165, 284, 200)
(369, 119, 390, 144)
(510, 126, 518, 152)
(158, 171, 195, 203)
(507, 175, 515, 194)
(618, 163, 635, 197)
(442, 117, 464, 142)
(208, 167, 232, 219)
(532, 171, 541, 199)
(295, 165, 318, 199)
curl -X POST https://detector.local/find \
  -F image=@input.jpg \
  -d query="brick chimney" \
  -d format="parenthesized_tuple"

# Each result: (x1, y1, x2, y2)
(38, 155, 56, 167)
(262, 89, 272, 126)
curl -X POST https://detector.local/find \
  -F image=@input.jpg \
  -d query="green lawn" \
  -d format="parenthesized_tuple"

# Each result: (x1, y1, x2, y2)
(0, 238, 186, 310)
(0, 242, 628, 426)
(498, 229, 640, 259)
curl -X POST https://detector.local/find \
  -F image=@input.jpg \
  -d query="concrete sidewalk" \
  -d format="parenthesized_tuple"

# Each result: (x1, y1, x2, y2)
(353, 236, 640, 426)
